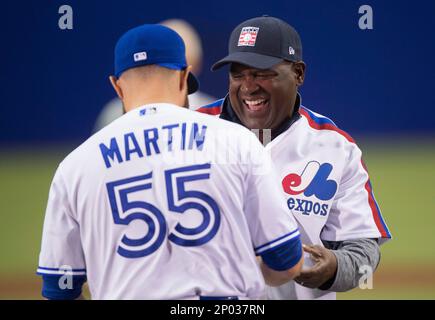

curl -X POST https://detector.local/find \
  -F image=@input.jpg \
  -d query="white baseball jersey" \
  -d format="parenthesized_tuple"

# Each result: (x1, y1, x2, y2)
(37, 103, 301, 300)
(197, 96, 392, 300)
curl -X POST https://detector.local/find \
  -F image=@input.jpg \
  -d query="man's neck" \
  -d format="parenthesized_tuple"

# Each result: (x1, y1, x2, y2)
(124, 96, 183, 113)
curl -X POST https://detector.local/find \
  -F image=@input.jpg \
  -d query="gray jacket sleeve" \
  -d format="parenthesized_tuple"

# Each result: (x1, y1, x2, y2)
(318, 238, 380, 292)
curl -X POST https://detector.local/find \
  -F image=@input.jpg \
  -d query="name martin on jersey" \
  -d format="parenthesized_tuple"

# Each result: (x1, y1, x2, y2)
(99, 122, 207, 168)
(282, 161, 338, 217)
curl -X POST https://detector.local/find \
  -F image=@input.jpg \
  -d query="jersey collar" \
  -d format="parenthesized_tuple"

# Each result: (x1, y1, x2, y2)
(219, 93, 302, 141)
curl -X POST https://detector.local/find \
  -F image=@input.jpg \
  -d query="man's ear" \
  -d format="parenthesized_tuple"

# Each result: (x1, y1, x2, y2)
(293, 61, 306, 86)
(179, 65, 193, 94)
(109, 75, 124, 99)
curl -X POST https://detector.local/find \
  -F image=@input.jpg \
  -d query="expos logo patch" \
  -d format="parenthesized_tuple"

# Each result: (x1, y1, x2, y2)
(282, 161, 337, 200)
(238, 27, 259, 46)
(282, 161, 338, 217)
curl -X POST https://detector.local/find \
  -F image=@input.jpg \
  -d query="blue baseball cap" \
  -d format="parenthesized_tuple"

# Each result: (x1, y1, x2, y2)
(114, 24, 199, 94)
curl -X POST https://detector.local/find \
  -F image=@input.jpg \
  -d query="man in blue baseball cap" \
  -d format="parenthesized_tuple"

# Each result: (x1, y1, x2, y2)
(109, 24, 199, 113)
(36, 23, 305, 300)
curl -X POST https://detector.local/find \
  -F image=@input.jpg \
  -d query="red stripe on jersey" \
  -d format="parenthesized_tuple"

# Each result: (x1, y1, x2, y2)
(361, 161, 390, 238)
(196, 106, 222, 115)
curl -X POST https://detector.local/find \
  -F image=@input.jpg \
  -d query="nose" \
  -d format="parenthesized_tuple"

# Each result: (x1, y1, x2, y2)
(240, 75, 259, 94)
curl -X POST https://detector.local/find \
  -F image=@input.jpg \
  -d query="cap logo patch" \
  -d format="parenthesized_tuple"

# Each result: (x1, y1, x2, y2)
(289, 46, 295, 55)
(133, 51, 147, 62)
(238, 27, 259, 47)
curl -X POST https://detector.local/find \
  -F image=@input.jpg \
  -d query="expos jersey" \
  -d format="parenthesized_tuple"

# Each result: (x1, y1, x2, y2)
(197, 95, 392, 300)
(37, 103, 300, 300)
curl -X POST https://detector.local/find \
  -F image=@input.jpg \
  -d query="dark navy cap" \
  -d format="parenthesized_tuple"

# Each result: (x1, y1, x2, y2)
(114, 24, 199, 94)
(212, 16, 302, 71)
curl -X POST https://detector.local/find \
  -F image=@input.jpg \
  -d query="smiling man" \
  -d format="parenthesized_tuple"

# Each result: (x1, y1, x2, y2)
(198, 16, 392, 300)
(228, 61, 303, 135)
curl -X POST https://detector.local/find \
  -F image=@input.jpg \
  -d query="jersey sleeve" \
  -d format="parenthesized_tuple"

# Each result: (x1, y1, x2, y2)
(242, 132, 302, 270)
(320, 143, 392, 245)
(37, 164, 87, 299)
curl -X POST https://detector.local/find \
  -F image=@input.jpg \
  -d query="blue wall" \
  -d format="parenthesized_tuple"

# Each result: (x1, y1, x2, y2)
(1, 0, 434, 143)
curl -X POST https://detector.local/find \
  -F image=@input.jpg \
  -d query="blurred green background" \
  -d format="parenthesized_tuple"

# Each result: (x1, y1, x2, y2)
(1, 137, 434, 299)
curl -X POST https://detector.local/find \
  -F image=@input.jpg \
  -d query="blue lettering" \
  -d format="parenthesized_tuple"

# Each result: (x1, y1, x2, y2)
(124, 132, 144, 161)
(295, 199, 304, 211)
(291, 198, 328, 217)
(144, 128, 160, 156)
(304, 200, 313, 214)
(181, 123, 187, 150)
(313, 202, 321, 215)
(321, 204, 329, 216)
(162, 124, 179, 152)
(188, 123, 207, 150)
(99, 138, 123, 169)
(287, 197, 295, 210)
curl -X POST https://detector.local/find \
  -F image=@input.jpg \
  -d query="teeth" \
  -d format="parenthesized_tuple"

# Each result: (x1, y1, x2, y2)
(244, 99, 266, 106)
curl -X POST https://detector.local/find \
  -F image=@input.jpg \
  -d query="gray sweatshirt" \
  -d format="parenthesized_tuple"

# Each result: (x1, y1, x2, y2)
(319, 238, 380, 292)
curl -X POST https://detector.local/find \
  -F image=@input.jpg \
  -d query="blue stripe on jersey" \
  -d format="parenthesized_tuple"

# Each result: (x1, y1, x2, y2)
(254, 229, 299, 253)
(368, 180, 392, 238)
(200, 99, 225, 109)
(37, 266, 86, 272)
(260, 236, 302, 271)
(301, 106, 337, 127)
(41, 274, 87, 300)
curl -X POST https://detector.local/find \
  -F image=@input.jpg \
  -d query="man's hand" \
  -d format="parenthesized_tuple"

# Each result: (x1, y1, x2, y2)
(294, 244, 337, 289)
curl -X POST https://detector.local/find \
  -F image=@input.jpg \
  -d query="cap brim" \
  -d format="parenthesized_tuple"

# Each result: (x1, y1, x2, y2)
(211, 52, 284, 71)
(187, 72, 199, 94)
